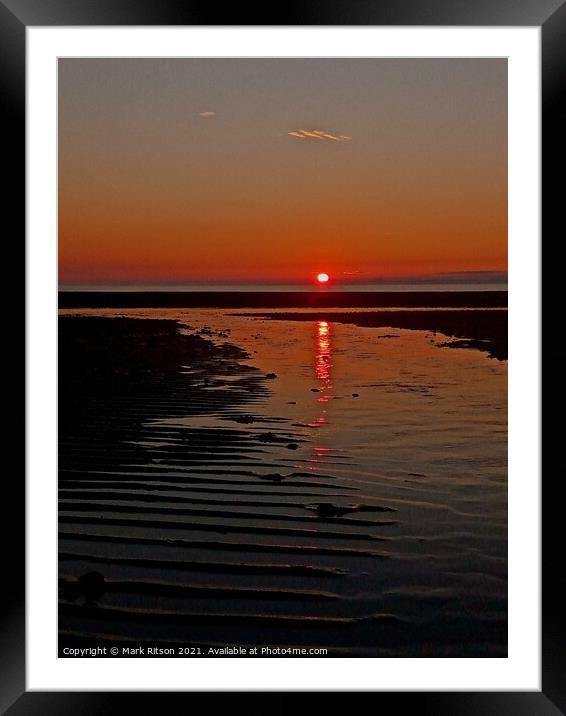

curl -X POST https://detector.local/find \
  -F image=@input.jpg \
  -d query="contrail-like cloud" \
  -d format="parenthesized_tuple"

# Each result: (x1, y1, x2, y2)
(199, 111, 217, 117)
(288, 129, 351, 142)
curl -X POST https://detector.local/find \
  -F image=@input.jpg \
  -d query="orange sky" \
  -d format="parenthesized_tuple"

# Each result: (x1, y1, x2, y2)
(58, 59, 507, 287)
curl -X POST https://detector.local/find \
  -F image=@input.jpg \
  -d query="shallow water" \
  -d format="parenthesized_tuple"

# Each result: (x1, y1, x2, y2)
(59, 308, 507, 656)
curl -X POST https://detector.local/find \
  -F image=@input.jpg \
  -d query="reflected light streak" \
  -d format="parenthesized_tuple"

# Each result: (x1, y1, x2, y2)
(310, 320, 334, 466)
(315, 321, 332, 387)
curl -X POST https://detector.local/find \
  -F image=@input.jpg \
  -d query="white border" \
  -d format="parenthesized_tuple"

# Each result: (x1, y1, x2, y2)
(27, 27, 540, 691)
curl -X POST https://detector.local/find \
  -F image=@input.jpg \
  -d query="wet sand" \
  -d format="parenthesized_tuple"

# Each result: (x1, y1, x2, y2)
(59, 314, 507, 657)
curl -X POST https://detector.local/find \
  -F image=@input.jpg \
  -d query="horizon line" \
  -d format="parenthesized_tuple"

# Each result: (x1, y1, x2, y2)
(59, 270, 508, 291)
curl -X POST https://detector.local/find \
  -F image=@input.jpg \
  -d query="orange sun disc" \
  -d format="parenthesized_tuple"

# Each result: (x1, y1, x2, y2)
(317, 273, 329, 283)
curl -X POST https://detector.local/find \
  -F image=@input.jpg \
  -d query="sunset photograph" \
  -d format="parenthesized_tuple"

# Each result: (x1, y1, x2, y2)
(58, 58, 507, 658)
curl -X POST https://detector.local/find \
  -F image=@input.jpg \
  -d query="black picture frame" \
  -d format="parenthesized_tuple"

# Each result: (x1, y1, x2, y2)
(5, 0, 563, 710)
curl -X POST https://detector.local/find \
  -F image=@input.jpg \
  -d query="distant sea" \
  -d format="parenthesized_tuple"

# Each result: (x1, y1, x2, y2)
(61, 282, 507, 293)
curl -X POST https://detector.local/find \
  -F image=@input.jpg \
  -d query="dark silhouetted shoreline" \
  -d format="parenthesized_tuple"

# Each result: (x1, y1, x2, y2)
(58, 290, 507, 309)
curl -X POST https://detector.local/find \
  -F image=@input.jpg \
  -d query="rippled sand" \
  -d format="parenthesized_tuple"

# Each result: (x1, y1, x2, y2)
(59, 309, 507, 657)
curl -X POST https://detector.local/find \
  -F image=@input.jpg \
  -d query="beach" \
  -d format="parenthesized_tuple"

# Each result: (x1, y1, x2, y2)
(59, 290, 507, 309)
(58, 295, 507, 657)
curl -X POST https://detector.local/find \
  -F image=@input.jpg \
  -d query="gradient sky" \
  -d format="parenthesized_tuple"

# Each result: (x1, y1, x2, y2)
(58, 59, 507, 286)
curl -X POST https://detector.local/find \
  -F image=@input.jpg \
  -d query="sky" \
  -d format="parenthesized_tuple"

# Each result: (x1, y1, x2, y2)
(58, 59, 507, 287)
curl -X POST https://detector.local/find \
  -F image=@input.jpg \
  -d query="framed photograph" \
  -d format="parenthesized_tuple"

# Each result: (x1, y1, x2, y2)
(7, 0, 562, 709)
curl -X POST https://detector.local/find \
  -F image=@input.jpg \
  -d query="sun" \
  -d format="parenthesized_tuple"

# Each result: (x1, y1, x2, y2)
(316, 272, 330, 284)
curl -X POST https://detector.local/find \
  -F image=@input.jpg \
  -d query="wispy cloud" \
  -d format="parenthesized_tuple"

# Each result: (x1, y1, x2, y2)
(288, 129, 351, 142)
(199, 111, 217, 117)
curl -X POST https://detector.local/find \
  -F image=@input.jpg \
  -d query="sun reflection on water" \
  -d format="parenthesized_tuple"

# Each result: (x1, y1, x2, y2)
(310, 320, 334, 466)
(315, 320, 332, 389)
